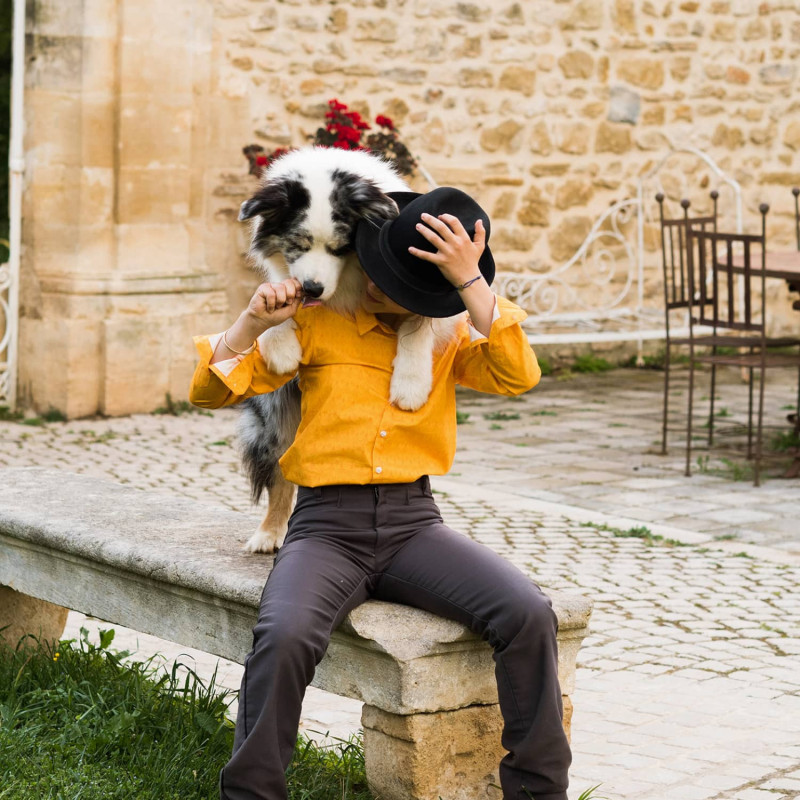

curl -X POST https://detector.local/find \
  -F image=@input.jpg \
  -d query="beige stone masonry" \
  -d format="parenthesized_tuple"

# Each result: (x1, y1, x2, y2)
(17, 0, 800, 415)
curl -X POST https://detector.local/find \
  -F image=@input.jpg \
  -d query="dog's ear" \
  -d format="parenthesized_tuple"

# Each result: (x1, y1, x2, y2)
(238, 179, 311, 229)
(330, 170, 399, 224)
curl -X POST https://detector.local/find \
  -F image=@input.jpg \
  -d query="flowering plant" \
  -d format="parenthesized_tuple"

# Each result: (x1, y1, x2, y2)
(243, 99, 418, 178)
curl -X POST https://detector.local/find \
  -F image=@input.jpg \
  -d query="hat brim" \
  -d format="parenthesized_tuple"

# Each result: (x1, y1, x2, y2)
(355, 192, 496, 318)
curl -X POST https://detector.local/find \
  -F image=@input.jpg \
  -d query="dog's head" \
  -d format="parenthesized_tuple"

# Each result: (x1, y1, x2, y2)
(239, 168, 398, 303)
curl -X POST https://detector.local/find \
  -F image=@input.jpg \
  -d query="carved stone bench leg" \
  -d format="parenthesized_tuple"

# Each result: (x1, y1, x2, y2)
(362, 703, 505, 800)
(0, 585, 68, 650)
(361, 695, 573, 800)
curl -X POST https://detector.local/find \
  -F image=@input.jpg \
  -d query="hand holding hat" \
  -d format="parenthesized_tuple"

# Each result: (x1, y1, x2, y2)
(355, 186, 496, 318)
(409, 212, 487, 291)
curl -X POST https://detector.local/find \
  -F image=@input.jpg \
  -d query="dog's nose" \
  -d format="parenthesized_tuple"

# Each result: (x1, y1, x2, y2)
(303, 280, 324, 298)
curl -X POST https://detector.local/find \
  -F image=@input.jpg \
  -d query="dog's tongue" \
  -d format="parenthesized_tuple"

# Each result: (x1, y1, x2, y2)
(302, 297, 322, 308)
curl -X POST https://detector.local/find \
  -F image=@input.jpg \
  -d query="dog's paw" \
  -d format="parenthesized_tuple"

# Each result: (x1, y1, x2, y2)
(390, 368, 433, 411)
(243, 524, 287, 554)
(258, 323, 301, 375)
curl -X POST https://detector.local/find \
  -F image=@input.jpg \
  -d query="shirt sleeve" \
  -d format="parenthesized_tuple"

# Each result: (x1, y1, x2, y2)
(453, 295, 541, 396)
(188, 331, 297, 409)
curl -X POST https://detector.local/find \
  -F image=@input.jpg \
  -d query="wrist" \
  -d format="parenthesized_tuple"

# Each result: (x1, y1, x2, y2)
(240, 310, 273, 336)
(220, 311, 269, 357)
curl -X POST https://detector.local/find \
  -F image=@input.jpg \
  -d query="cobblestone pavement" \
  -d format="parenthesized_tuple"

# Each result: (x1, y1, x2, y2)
(3, 366, 800, 800)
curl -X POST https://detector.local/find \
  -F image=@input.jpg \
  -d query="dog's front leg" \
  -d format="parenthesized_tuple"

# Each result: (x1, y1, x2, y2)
(244, 476, 296, 553)
(257, 319, 302, 375)
(390, 318, 434, 411)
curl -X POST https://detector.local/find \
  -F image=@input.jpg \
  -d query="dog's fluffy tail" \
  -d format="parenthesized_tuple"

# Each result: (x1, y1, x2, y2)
(237, 379, 302, 504)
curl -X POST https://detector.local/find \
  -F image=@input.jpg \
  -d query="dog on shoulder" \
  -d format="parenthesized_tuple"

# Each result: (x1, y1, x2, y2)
(236, 147, 461, 554)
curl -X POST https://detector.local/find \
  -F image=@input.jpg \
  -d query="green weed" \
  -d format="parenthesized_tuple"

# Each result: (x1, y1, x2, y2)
(0, 405, 23, 422)
(571, 354, 614, 373)
(770, 430, 800, 453)
(0, 405, 66, 425)
(581, 522, 690, 548)
(483, 411, 521, 421)
(696, 455, 753, 481)
(154, 393, 213, 417)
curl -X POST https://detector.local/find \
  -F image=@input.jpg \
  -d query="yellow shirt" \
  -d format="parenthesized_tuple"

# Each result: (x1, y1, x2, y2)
(189, 296, 540, 486)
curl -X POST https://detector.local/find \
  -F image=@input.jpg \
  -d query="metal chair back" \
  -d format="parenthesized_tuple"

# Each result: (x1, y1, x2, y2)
(655, 193, 717, 338)
(689, 205, 769, 343)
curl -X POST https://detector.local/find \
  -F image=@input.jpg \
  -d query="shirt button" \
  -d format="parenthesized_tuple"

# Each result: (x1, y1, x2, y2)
(380, 430, 387, 437)
(375, 467, 383, 474)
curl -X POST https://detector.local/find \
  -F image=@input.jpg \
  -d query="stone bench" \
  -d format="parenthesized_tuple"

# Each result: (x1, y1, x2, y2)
(0, 467, 592, 800)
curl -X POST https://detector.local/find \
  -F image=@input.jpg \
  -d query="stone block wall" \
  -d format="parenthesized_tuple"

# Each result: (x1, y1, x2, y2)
(17, 0, 800, 416)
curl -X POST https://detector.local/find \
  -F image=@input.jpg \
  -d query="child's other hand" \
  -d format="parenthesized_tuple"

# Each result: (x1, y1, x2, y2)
(408, 213, 485, 287)
(246, 278, 304, 328)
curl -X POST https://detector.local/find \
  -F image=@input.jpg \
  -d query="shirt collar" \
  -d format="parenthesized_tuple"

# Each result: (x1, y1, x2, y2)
(354, 306, 396, 336)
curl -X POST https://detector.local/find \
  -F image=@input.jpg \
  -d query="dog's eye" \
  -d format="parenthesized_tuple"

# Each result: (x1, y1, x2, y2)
(326, 244, 351, 257)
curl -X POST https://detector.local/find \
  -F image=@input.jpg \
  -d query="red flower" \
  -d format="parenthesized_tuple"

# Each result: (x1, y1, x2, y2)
(375, 115, 394, 130)
(349, 112, 370, 131)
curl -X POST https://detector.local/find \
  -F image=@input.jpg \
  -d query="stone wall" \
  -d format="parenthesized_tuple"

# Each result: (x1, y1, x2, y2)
(17, 0, 800, 416)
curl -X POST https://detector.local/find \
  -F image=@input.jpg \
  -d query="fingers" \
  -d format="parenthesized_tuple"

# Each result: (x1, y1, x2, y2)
(473, 218, 486, 254)
(255, 279, 303, 313)
(434, 213, 469, 240)
(407, 245, 442, 264)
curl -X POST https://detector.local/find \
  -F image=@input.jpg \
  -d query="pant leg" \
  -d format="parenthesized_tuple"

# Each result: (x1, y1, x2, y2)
(374, 519, 571, 800)
(221, 535, 372, 800)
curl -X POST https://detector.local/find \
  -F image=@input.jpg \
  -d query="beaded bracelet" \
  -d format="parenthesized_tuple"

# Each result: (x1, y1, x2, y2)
(455, 275, 483, 291)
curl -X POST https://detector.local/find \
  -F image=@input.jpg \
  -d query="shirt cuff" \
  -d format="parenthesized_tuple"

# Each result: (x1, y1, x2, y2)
(467, 294, 500, 343)
(207, 332, 252, 377)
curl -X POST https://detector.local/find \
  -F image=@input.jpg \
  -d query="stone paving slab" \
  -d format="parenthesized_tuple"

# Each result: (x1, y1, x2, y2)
(2, 366, 800, 800)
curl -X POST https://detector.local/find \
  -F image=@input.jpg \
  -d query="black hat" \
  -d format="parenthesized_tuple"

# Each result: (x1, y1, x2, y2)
(354, 186, 495, 318)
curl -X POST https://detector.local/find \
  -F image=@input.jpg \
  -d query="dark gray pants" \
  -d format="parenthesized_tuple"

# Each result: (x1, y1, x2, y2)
(220, 478, 571, 800)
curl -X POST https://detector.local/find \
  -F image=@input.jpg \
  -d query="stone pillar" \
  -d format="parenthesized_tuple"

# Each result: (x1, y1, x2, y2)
(361, 696, 573, 800)
(18, 0, 232, 417)
(362, 704, 506, 800)
(0, 585, 68, 650)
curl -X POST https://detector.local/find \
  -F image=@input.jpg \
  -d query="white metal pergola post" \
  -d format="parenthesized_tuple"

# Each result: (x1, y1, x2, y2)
(1, 0, 26, 410)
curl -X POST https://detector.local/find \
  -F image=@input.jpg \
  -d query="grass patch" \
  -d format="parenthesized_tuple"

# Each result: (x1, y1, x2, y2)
(571, 354, 614, 373)
(0, 405, 66, 426)
(696, 455, 754, 482)
(530, 410, 557, 417)
(483, 411, 521, 421)
(580, 522, 690, 548)
(0, 629, 373, 800)
(0, 405, 23, 422)
(456, 411, 471, 424)
(770, 429, 800, 453)
(537, 356, 553, 376)
(153, 393, 213, 417)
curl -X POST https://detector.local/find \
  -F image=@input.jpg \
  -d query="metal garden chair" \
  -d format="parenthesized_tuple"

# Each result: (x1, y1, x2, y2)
(656, 193, 717, 455)
(686, 205, 800, 486)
